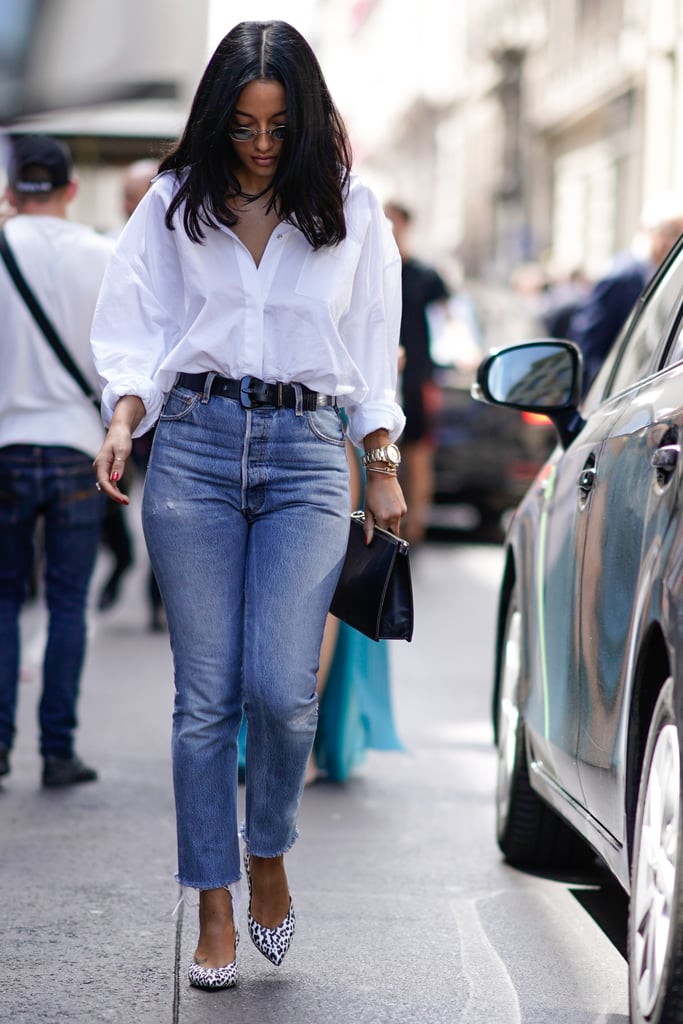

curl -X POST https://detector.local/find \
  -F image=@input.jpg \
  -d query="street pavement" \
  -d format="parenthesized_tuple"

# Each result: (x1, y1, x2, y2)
(1, 523, 629, 1023)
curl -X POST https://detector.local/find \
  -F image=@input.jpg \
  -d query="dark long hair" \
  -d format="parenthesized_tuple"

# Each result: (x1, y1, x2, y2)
(159, 21, 352, 249)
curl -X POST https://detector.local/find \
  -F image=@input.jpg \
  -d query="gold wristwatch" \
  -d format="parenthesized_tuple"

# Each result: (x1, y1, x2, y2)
(361, 443, 401, 468)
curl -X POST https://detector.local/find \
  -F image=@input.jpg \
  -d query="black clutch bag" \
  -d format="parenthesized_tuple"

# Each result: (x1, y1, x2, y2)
(330, 512, 414, 642)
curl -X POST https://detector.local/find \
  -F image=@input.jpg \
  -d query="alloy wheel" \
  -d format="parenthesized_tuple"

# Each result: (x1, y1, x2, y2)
(632, 721, 680, 1018)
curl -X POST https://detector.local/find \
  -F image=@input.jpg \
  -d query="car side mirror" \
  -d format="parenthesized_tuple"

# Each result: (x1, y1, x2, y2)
(472, 340, 585, 448)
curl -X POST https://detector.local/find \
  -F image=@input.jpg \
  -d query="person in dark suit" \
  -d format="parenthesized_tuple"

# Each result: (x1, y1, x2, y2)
(384, 202, 450, 545)
(569, 193, 683, 393)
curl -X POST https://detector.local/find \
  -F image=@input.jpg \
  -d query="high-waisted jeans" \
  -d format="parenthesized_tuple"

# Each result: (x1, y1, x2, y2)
(0, 444, 104, 757)
(142, 379, 350, 889)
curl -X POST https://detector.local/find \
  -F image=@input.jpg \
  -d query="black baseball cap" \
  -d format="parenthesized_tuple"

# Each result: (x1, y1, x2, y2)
(8, 135, 73, 194)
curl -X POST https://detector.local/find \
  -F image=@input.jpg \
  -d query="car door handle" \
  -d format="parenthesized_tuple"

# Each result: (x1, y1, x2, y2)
(577, 467, 596, 494)
(651, 444, 680, 471)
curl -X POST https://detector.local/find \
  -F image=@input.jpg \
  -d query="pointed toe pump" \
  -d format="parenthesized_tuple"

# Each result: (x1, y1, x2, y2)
(188, 952, 239, 991)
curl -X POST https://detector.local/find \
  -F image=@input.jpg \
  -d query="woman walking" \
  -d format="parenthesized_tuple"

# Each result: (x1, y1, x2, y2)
(91, 20, 405, 991)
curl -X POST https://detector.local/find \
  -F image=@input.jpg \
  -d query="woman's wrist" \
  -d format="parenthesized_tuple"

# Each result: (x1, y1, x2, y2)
(362, 429, 391, 451)
(365, 469, 400, 486)
(110, 395, 146, 433)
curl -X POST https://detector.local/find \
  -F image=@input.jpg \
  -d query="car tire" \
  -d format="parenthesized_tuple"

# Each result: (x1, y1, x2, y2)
(495, 584, 590, 868)
(628, 678, 683, 1024)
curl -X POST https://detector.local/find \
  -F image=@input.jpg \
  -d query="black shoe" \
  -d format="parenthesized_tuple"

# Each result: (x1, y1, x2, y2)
(0, 746, 10, 777)
(42, 755, 98, 787)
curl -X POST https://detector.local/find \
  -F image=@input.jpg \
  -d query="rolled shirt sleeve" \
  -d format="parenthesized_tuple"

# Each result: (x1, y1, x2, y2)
(91, 185, 184, 435)
(338, 188, 405, 446)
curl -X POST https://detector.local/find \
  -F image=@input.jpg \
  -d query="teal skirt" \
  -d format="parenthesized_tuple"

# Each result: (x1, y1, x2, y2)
(314, 622, 404, 780)
(238, 622, 403, 783)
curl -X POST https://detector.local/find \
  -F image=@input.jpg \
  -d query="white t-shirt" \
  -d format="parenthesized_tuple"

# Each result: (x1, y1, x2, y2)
(0, 215, 114, 459)
(91, 171, 405, 446)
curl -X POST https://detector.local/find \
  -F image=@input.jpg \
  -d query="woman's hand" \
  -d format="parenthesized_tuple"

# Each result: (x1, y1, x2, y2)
(363, 472, 407, 543)
(92, 396, 146, 505)
(361, 429, 407, 542)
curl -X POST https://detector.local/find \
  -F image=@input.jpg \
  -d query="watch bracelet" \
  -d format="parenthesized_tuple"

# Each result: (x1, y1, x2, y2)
(361, 444, 400, 468)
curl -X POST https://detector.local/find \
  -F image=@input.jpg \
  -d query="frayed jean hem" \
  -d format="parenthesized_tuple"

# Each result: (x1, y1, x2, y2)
(172, 879, 243, 924)
(175, 874, 242, 891)
(239, 822, 299, 859)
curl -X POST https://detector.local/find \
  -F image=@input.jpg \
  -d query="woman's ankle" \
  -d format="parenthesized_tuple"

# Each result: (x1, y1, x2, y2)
(194, 887, 236, 967)
(248, 855, 290, 927)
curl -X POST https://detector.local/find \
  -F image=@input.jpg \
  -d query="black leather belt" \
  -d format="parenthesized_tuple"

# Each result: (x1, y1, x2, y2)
(175, 372, 336, 411)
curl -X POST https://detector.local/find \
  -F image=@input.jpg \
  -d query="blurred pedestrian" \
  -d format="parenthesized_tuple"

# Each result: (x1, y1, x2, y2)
(384, 201, 449, 545)
(569, 192, 683, 393)
(91, 20, 405, 992)
(121, 158, 159, 221)
(97, 485, 133, 609)
(538, 267, 591, 339)
(0, 135, 113, 786)
(97, 156, 165, 629)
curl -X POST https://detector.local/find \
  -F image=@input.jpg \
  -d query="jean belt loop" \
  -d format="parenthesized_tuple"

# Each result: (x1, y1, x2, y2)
(202, 372, 217, 404)
(292, 382, 303, 416)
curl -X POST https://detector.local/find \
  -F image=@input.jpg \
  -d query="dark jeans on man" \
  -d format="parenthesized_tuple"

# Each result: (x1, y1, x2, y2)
(0, 445, 103, 757)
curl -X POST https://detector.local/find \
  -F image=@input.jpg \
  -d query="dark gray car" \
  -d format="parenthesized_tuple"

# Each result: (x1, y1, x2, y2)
(474, 237, 683, 1024)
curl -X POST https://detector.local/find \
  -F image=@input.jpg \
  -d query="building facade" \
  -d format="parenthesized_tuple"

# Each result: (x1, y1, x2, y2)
(1, 0, 210, 230)
(5, 0, 683, 277)
(318, 0, 683, 286)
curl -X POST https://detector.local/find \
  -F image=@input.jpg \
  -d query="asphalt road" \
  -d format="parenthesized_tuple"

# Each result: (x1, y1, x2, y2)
(1, 531, 629, 1023)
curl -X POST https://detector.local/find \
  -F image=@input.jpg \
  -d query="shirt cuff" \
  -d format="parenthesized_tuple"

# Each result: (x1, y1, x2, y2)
(100, 377, 165, 437)
(345, 400, 406, 448)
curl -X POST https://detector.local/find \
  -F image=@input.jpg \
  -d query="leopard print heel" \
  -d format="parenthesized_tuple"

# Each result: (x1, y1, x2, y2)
(188, 929, 239, 990)
(243, 849, 296, 967)
(188, 953, 238, 990)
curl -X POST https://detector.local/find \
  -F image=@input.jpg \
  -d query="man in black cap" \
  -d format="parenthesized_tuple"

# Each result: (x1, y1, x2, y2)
(0, 135, 114, 786)
(8, 134, 73, 192)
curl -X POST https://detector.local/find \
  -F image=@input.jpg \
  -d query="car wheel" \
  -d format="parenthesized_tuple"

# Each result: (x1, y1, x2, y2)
(629, 679, 683, 1024)
(496, 584, 590, 867)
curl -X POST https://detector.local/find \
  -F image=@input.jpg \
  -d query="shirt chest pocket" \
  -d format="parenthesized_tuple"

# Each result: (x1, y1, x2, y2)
(294, 239, 362, 316)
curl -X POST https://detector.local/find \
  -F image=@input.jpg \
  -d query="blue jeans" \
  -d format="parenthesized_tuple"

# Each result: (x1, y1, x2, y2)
(0, 445, 104, 757)
(142, 380, 350, 889)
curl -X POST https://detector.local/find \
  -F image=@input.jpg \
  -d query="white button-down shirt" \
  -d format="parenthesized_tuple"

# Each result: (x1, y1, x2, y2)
(91, 171, 405, 446)
(0, 215, 113, 460)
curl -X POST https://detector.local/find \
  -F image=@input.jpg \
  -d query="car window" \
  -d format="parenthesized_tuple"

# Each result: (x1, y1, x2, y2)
(580, 327, 630, 415)
(661, 286, 683, 368)
(606, 249, 683, 397)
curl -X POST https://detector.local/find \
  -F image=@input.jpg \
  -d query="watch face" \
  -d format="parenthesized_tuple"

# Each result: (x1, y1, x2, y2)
(363, 445, 401, 466)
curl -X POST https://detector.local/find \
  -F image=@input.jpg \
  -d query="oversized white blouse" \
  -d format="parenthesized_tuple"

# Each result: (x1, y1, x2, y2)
(91, 170, 405, 447)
